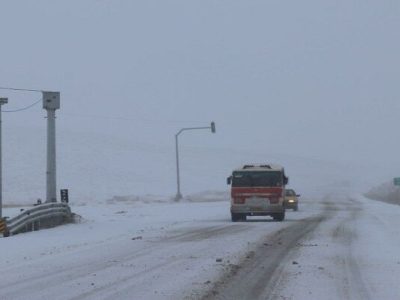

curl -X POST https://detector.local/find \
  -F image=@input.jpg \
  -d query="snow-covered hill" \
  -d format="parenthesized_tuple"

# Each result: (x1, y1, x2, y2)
(2, 121, 393, 206)
(365, 181, 400, 205)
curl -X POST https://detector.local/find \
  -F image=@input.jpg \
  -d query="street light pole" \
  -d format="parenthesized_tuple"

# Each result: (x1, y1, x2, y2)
(174, 122, 216, 201)
(0, 98, 8, 218)
(175, 133, 182, 200)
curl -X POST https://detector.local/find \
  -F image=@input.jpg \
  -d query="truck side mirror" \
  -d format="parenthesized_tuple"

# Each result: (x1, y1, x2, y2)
(296, 194, 301, 197)
(227, 176, 232, 185)
(284, 176, 289, 185)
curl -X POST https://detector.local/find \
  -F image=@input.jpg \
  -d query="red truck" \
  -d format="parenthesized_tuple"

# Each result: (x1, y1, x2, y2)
(227, 164, 288, 222)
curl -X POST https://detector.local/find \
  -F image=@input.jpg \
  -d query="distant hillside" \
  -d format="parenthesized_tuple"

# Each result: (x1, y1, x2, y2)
(2, 124, 394, 205)
(365, 181, 400, 205)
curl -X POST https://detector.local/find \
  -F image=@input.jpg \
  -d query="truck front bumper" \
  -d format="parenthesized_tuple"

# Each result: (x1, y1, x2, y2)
(231, 203, 284, 216)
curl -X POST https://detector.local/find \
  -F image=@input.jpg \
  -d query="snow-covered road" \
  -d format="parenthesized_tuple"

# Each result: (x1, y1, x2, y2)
(1, 195, 400, 300)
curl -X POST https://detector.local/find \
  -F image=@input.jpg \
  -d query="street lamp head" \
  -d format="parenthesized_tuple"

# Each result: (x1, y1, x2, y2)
(0, 98, 8, 105)
(211, 121, 216, 133)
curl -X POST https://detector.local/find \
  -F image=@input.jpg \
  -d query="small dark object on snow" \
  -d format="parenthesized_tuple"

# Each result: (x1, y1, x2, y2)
(131, 236, 143, 240)
(216, 258, 223, 262)
(292, 261, 299, 265)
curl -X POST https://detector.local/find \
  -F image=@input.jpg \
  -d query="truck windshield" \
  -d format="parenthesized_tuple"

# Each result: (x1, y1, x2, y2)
(232, 171, 282, 187)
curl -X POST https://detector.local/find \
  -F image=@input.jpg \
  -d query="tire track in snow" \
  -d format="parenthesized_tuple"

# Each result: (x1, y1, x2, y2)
(66, 225, 254, 300)
(165, 224, 250, 242)
(331, 198, 372, 300)
(200, 203, 334, 300)
(0, 224, 253, 300)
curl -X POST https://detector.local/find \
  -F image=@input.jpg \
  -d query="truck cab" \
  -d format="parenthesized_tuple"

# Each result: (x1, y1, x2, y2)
(227, 164, 288, 222)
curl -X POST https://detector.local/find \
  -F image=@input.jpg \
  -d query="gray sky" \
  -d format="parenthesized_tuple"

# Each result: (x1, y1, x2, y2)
(0, 1, 399, 200)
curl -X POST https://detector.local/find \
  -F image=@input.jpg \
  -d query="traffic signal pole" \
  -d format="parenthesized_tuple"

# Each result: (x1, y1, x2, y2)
(174, 122, 216, 201)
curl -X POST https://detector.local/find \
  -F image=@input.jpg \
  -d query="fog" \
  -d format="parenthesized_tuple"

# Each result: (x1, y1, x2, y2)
(0, 1, 399, 202)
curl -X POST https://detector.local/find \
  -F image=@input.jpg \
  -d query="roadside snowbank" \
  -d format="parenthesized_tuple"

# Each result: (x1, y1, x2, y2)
(106, 190, 228, 205)
(365, 181, 400, 205)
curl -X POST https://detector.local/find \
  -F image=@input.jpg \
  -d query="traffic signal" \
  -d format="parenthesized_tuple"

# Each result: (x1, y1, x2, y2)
(211, 121, 216, 133)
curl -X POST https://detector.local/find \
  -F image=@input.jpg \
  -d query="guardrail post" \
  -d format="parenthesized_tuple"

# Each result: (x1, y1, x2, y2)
(0, 98, 8, 218)
(0, 217, 7, 237)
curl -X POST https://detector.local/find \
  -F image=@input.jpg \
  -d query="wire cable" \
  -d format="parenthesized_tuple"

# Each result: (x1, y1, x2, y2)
(63, 112, 207, 125)
(0, 86, 43, 93)
(3, 98, 42, 113)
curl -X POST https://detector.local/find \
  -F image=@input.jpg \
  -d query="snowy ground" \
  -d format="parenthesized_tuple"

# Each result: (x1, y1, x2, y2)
(270, 195, 400, 300)
(1, 193, 400, 300)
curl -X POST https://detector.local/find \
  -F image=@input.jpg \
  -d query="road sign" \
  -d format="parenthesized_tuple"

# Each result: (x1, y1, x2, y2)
(394, 178, 400, 186)
(60, 189, 69, 203)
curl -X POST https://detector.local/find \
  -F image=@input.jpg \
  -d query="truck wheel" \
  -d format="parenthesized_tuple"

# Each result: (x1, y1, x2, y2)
(294, 205, 298, 211)
(231, 213, 240, 222)
(273, 212, 285, 222)
(240, 214, 247, 222)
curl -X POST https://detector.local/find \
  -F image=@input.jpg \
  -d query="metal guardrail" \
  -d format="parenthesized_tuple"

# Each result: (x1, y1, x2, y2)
(3, 202, 72, 237)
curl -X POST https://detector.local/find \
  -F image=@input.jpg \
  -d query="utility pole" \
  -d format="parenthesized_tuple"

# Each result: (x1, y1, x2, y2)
(0, 98, 7, 218)
(42, 92, 60, 203)
(175, 122, 216, 201)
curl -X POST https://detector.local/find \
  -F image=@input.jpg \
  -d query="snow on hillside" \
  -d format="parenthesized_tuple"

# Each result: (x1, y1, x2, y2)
(365, 181, 400, 205)
(1, 119, 393, 206)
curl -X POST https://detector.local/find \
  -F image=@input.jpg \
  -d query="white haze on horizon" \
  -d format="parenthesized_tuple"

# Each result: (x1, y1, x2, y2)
(0, 1, 399, 203)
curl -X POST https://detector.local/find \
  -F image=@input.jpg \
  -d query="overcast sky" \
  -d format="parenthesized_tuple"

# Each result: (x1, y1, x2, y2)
(0, 1, 399, 200)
